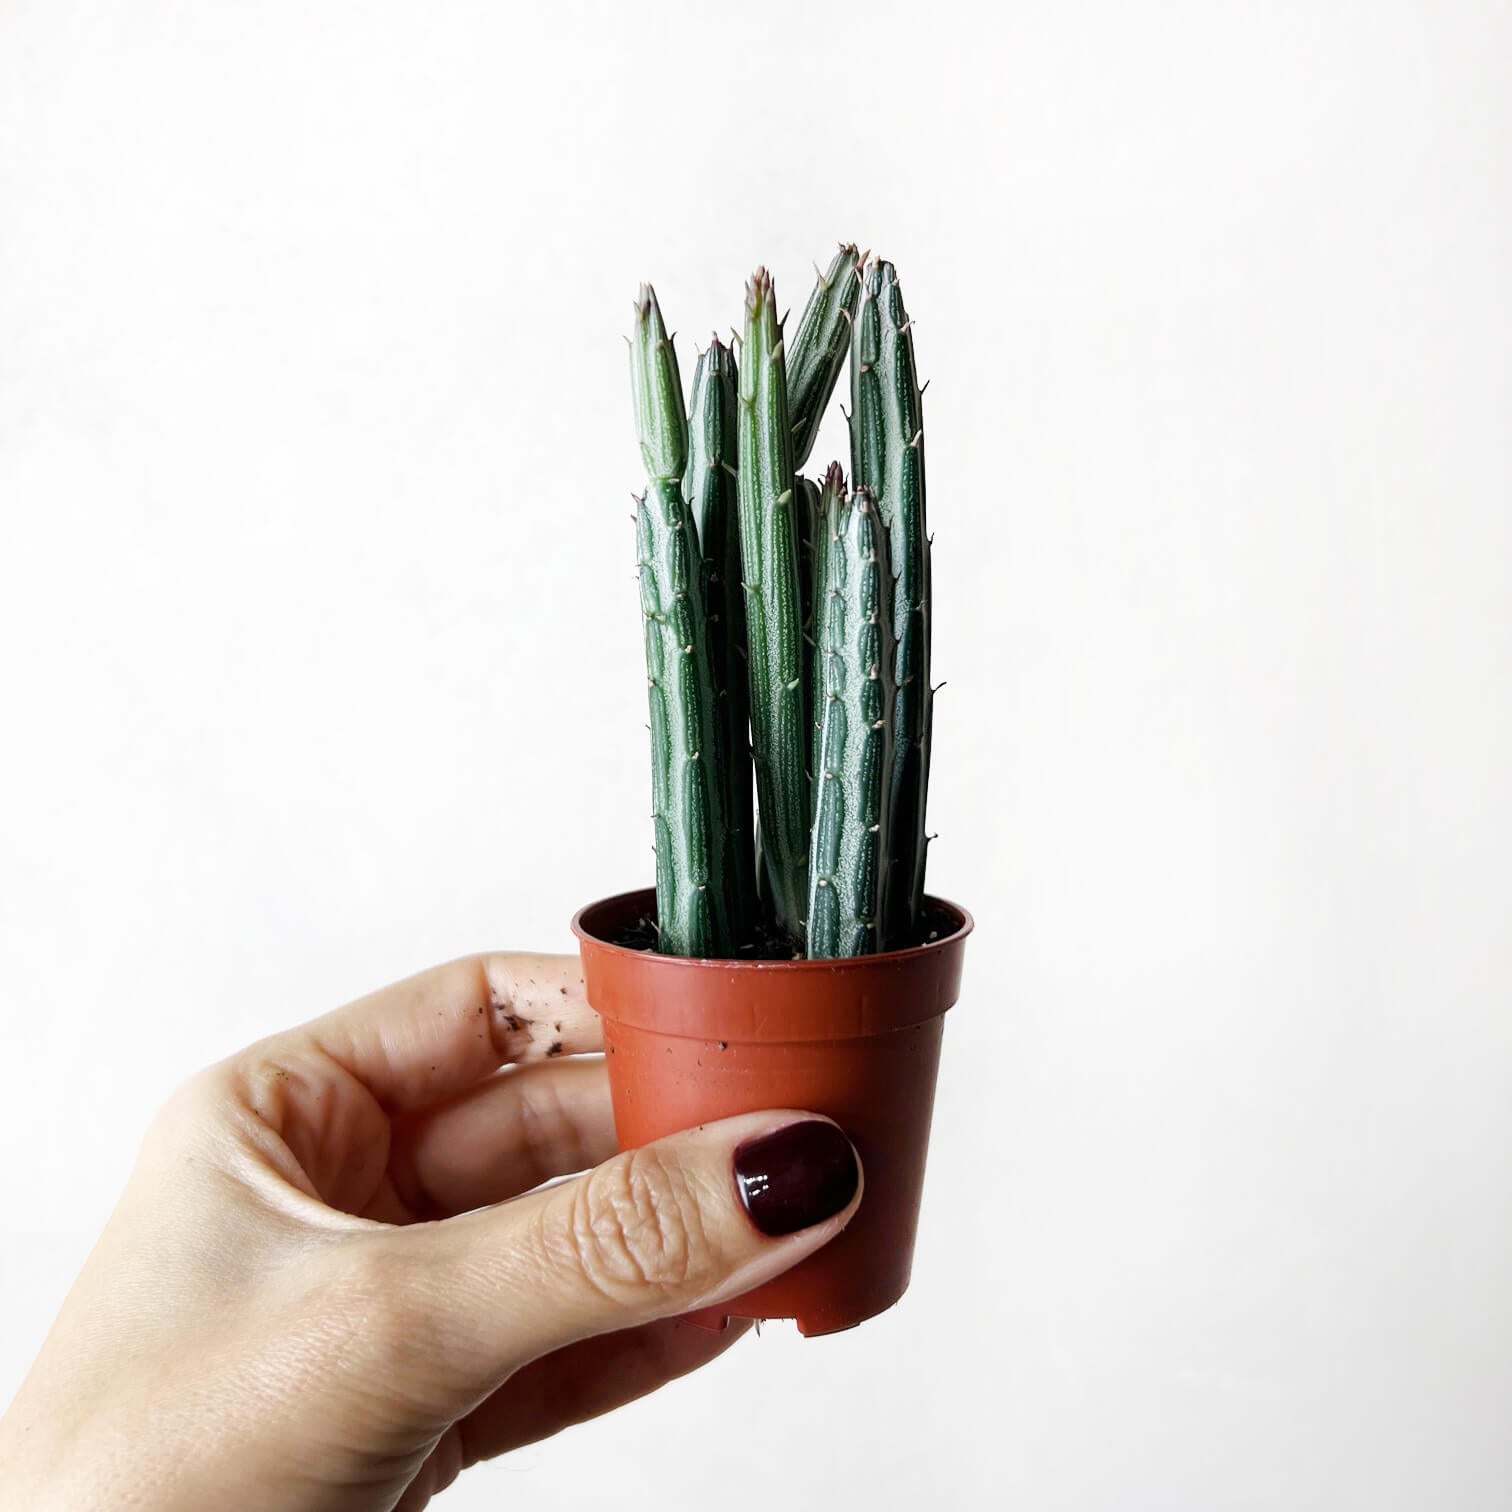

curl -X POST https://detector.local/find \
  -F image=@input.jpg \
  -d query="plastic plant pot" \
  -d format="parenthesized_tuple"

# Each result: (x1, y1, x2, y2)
(571, 887, 973, 1337)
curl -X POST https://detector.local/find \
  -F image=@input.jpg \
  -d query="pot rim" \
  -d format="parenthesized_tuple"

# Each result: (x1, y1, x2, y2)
(571, 886, 975, 970)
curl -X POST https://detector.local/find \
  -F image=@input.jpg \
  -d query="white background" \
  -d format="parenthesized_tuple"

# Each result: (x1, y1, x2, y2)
(3, 2, 1510, 1508)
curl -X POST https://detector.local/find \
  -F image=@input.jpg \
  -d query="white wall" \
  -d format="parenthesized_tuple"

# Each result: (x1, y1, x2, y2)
(3, 2, 1510, 1508)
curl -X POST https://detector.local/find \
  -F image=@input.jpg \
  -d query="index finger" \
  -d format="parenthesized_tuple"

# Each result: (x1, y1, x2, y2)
(298, 952, 599, 1113)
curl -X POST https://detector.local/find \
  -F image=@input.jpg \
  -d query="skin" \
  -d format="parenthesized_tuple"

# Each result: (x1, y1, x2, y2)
(0, 952, 862, 1511)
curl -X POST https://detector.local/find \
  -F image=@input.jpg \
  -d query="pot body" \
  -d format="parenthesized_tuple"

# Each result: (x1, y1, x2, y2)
(572, 888, 973, 1336)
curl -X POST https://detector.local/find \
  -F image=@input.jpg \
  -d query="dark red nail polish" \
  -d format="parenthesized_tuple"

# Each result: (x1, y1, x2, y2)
(733, 1120, 860, 1237)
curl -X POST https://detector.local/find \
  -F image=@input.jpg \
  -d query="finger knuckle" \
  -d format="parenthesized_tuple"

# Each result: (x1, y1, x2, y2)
(566, 1147, 717, 1301)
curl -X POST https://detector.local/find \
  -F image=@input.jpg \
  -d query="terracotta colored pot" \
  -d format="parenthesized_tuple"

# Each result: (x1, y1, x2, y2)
(572, 888, 973, 1337)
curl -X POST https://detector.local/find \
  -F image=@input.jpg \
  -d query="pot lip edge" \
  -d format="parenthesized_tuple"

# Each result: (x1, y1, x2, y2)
(571, 887, 975, 971)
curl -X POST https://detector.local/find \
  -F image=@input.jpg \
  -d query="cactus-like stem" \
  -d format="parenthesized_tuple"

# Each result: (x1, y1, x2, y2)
(850, 259, 931, 945)
(786, 243, 862, 469)
(796, 475, 823, 650)
(804, 465, 841, 787)
(807, 482, 895, 959)
(810, 462, 846, 792)
(737, 269, 810, 945)
(686, 338, 758, 943)
(795, 473, 824, 780)
(631, 283, 688, 481)
(631, 286, 732, 957)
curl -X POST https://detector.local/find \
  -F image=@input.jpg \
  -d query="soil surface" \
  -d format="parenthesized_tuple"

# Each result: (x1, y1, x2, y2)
(609, 902, 957, 962)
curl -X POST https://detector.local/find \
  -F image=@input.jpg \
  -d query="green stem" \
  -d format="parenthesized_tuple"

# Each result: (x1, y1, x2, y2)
(737, 269, 810, 946)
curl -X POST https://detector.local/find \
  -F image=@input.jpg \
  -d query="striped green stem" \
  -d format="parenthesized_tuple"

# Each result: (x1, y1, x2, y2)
(850, 259, 931, 945)
(631, 285, 732, 956)
(795, 473, 824, 785)
(686, 337, 757, 944)
(786, 243, 862, 469)
(807, 482, 895, 958)
(737, 269, 810, 946)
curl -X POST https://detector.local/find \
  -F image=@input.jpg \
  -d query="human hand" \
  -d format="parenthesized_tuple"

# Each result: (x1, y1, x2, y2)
(0, 953, 862, 1511)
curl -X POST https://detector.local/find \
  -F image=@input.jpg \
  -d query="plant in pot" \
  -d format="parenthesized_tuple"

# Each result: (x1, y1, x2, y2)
(572, 245, 973, 1336)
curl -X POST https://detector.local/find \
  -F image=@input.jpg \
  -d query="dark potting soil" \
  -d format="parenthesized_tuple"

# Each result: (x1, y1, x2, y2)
(610, 900, 958, 962)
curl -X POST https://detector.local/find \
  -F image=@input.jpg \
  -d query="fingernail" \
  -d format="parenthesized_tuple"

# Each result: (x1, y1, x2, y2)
(733, 1120, 860, 1237)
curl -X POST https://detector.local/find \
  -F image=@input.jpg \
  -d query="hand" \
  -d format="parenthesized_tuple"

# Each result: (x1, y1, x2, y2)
(0, 952, 863, 1511)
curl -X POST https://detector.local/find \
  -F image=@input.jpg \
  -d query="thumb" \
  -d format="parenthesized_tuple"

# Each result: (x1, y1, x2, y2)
(409, 1111, 862, 1375)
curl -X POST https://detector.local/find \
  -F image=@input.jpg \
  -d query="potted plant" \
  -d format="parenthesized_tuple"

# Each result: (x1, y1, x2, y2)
(573, 246, 973, 1336)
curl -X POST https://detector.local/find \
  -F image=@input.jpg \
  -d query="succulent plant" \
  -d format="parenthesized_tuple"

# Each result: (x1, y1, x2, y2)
(850, 258, 932, 945)
(786, 244, 863, 470)
(794, 473, 823, 788)
(685, 336, 759, 941)
(630, 286, 734, 957)
(627, 250, 933, 961)
(736, 269, 810, 944)
(806, 469, 895, 958)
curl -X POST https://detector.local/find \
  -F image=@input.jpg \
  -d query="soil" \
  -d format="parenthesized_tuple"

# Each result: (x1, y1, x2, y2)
(608, 901, 956, 961)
